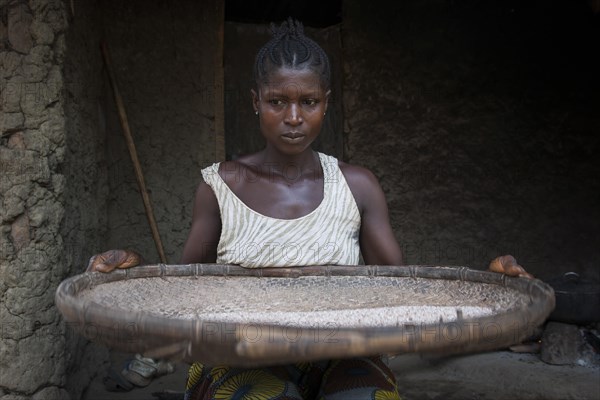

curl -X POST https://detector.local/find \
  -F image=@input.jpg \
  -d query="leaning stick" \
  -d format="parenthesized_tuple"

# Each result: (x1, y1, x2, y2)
(100, 41, 167, 264)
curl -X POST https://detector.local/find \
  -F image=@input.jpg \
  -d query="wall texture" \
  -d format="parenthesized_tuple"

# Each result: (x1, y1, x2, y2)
(101, 0, 217, 263)
(61, 0, 111, 397)
(342, 0, 600, 280)
(1, 0, 219, 397)
(0, 0, 106, 398)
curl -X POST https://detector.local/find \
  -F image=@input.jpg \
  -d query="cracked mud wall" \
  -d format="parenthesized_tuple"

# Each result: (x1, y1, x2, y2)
(2, 0, 219, 397)
(342, 0, 600, 280)
(1, 0, 107, 399)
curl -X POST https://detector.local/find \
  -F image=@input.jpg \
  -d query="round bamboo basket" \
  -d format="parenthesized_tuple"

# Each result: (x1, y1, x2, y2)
(55, 264, 554, 367)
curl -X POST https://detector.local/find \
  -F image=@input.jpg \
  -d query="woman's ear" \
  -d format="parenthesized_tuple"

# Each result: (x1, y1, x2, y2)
(251, 89, 259, 114)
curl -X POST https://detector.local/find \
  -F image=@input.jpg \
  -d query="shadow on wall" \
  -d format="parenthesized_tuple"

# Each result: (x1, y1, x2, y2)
(341, 0, 600, 280)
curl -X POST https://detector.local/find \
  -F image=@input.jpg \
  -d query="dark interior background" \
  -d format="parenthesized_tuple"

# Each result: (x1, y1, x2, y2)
(97, 0, 599, 281)
(223, 0, 600, 280)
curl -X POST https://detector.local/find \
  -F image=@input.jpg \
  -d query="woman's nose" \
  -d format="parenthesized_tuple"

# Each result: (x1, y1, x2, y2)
(284, 103, 303, 125)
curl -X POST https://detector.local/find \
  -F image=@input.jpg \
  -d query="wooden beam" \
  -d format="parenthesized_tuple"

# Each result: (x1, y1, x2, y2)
(214, 0, 225, 161)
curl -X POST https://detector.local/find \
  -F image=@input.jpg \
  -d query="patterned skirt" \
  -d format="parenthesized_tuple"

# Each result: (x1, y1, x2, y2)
(184, 357, 401, 400)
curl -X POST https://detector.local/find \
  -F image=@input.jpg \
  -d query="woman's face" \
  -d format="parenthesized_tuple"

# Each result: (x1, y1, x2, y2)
(252, 67, 330, 156)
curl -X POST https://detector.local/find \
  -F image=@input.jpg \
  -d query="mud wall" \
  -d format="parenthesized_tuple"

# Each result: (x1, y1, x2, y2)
(1, 0, 219, 398)
(1, 0, 107, 398)
(342, 0, 600, 279)
(61, 0, 110, 398)
(102, 1, 217, 263)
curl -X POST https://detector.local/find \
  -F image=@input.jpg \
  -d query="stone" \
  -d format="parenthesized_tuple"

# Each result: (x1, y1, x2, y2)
(24, 45, 52, 67)
(40, 116, 65, 146)
(21, 62, 46, 83)
(45, 65, 63, 104)
(1, 76, 24, 113)
(8, 4, 33, 54)
(1, 113, 25, 134)
(19, 83, 47, 120)
(6, 131, 26, 150)
(541, 322, 581, 364)
(1, 184, 29, 221)
(540, 321, 595, 366)
(0, 51, 23, 79)
(0, 250, 22, 288)
(28, 199, 64, 231)
(26, 205, 47, 228)
(33, 0, 68, 33)
(0, 148, 50, 186)
(10, 213, 30, 251)
(51, 173, 65, 194)
(30, 21, 54, 46)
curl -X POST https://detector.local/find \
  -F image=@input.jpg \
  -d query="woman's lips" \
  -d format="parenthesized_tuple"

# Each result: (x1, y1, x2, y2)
(282, 132, 305, 143)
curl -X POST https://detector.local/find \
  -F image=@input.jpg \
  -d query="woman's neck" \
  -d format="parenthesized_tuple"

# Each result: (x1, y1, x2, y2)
(258, 147, 321, 178)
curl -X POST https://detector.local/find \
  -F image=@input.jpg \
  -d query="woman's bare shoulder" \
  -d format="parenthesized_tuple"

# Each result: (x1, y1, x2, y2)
(338, 160, 380, 187)
(216, 153, 263, 188)
(337, 160, 383, 211)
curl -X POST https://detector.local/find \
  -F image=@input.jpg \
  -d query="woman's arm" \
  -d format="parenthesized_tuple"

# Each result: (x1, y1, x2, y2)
(341, 163, 532, 277)
(340, 163, 403, 266)
(180, 180, 222, 264)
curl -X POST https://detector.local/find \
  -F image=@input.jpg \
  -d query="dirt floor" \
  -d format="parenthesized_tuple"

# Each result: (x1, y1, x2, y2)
(81, 350, 600, 400)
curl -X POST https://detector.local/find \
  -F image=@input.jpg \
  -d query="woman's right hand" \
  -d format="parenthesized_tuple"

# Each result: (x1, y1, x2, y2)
(86, 249, 143, 273)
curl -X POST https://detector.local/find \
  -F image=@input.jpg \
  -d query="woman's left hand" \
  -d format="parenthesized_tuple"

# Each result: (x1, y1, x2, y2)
(488, 255, 534, 278)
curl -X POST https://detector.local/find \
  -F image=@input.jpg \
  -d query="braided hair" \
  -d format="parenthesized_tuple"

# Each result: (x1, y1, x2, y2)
(254, 18, 331, 89)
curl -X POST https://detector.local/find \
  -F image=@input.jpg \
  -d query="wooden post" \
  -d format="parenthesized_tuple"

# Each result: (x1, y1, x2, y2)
(214, 0, 225, 161)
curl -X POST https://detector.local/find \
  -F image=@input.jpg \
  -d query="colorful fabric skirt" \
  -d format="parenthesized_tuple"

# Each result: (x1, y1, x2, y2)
(184, 357, 401, 400)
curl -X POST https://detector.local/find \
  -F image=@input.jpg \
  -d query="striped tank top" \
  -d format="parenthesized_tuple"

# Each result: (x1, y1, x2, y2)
(201, 152, 361, 268)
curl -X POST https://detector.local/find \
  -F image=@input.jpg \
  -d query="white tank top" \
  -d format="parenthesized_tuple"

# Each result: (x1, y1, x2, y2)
(201, 152, 361, 268)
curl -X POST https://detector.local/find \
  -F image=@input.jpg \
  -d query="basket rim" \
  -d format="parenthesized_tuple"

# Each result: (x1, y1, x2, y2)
(55, 264, 555, 366)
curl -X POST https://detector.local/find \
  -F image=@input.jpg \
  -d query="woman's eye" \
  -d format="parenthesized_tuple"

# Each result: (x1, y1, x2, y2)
(269, 99, 284, 106)
(303, 99, 318, 106)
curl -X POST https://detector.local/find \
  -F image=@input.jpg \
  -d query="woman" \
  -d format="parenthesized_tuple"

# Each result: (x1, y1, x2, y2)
(89, 19, 531, 400)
